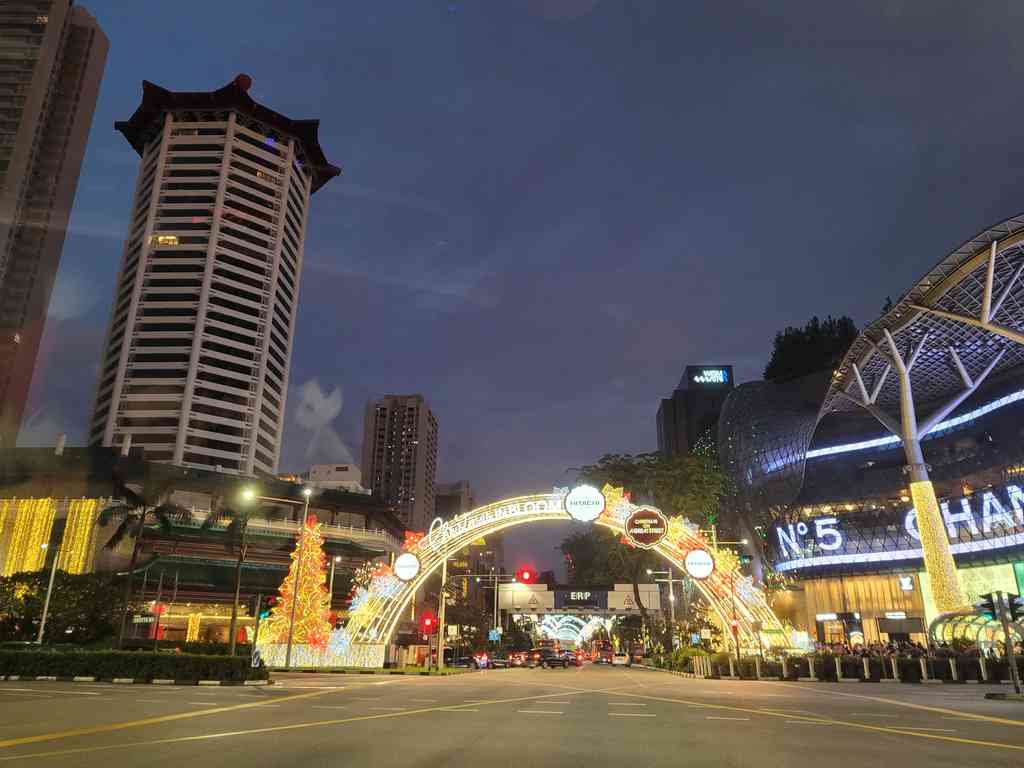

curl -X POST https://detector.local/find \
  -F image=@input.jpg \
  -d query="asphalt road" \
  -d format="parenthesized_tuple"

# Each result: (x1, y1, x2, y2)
(1, 665, 1023, 767)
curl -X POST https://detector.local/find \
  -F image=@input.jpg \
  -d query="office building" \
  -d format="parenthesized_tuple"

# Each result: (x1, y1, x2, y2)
(361, 395, 438, 532)
(88, 74, 340, 476)
(0, 2, 108, 447)
(301, 463, 368, 494)
(656, 365, 733, 457)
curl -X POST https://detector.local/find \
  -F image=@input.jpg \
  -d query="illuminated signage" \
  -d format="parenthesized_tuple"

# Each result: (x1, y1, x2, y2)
(393, 552, 421, 582)
(885, 611, 907, 620)
(815, 612, 838, 621)
(898, 575, 914, 592)
(684, 549, 715, 580)
(772, 482, 1024, 573)
(692, 368, 729, 385)
(554, 590, 608, 609)
(624, 507, 668, 549)
(564, 485, 605, 522)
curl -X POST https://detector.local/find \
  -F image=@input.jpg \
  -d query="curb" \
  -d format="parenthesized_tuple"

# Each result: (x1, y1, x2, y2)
(0, 675, 271, 686)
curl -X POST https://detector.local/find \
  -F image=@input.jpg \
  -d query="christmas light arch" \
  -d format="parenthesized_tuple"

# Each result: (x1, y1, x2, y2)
(268, 485, 791, 668)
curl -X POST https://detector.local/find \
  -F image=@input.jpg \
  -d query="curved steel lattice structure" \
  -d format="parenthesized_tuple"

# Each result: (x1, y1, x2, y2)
(929, 610, 1023, 648)
(256, 486, 792, 667)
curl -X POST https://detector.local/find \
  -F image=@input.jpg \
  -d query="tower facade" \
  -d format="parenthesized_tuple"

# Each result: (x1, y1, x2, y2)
(0, 2, 108, 446)
(89, 75, 339, 476)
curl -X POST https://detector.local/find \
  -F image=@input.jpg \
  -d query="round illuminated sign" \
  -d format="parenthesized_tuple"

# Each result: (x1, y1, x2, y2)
(624, 507, 668, 549)
(684, 549, 715, 580)
(393, 552, 421, 582)
(564, 485, 605, 522)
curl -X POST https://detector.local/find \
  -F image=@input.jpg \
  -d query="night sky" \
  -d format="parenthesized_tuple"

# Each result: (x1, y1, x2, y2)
(21, 1, 1024, 575)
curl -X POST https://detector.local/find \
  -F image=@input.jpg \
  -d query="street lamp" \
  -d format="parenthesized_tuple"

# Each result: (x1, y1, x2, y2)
(328, 555, 342, 604)
(647, 568, 683, 649)
(36, 543, 61, 644)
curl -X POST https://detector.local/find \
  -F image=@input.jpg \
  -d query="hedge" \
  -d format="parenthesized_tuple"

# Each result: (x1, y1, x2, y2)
(0, 650, 268, 682)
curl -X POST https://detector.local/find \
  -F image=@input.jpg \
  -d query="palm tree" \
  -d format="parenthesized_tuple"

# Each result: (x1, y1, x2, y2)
(201, 500, 286, 655)
(97, 478, 188, 649)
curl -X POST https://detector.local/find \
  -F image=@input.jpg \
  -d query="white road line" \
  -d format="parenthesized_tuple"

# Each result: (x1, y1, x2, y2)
(411, 699, 437, 703)
(311, 706, 348, 710)
(518, 710, 563, 715)
(609, 713, 656, 718)
(134, 699, 167, 703)
(785, 721, 831, 725)
(899, 727, 956, 732)
(706, 716, 749, 721)
(369, 706, 406, 711)
(443, 708, 480, 712)
(608, 703, 647, 707)
(544, 701, 571, 704)
(851, 713, 897, 718)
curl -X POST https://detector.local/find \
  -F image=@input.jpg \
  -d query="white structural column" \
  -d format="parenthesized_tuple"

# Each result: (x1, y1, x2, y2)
(839, 329, 1004, 612)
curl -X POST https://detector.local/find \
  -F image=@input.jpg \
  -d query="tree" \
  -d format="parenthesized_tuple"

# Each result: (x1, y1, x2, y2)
(262, 514, 332, 650)
(762, 315, 858, 382)
(201, 500, 286, 655)
(0, 571, 122, 643)
(97, 477, 187, 648)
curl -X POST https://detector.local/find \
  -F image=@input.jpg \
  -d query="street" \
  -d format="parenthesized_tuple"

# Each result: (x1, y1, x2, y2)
(1, 665, 1023, 766)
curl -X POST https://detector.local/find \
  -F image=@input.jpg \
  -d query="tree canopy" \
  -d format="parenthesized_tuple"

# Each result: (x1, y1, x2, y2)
(762, 315, 858, 382)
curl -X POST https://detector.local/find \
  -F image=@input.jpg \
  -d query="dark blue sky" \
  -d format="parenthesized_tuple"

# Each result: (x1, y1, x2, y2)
(22, 1, 1024, 573)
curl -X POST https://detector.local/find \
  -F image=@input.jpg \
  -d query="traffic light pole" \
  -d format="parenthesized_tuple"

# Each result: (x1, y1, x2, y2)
(996, 591, 1022, 695)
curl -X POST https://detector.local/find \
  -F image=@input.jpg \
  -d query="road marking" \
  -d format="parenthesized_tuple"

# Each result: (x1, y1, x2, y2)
(601, 690, 1024, 753)
(544, 701, 571, 704)
(517, 710, 563, 715)
(609, 713, 656, 718)
(311, 706, 347, 710)
(785, 721, 831, 725)
(134, 700, 167, 704)
(706, 716, 749, 721)
(901, 727, 957, 732)
(0, 688, 97, 696)
(608, 703, 647, 707)
(411, 699, 437, 703)
(773, 682, 1024, 728)
(851, 713, 897, 718)
(443, 708, 480, 712)
(0, 686, 340, 751)
(368, 707, 405, 711)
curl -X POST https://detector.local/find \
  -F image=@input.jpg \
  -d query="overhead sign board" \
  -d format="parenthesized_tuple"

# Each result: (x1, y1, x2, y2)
(624, 507, 668, 549)
(691, 368, 729, 385)
(564, 485, 605, 522)
(554, 590, 609, 610)
(684, 549, 715, 580)
(771, 482, 1024, 573)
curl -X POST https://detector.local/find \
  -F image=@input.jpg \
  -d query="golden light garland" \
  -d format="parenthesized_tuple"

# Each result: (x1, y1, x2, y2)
(911, 480, 965, 612)
(2, 498, 56, 576)
(57, 499, 100, 574)
(186, 613, 202, 642)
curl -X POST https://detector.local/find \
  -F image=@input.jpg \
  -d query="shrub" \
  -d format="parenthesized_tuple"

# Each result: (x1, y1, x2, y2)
(0, 649, 267, 682)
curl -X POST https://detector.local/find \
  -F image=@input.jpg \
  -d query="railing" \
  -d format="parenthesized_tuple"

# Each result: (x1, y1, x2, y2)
(170, 508, 401, 551)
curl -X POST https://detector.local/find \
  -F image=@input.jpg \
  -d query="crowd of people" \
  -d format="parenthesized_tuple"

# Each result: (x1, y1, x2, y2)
(814, 639, 1023, 659)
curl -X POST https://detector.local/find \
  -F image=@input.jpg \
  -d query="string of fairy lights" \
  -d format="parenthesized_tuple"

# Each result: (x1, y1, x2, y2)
(0, 497, 103, 577)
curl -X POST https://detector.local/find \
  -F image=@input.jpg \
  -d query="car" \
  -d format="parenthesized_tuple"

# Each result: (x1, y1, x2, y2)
(611, 651, 630, 667)
(489, 653, 509, 668)
(509, 651, 528, 667)
(450, 655, 486, 669)
(561, 650, 580, 667)
(535, 649, 568, 668)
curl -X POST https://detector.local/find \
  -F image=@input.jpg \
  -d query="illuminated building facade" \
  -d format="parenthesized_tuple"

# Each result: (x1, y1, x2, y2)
(656, 365, 733, 457)
(0, 2, 108, 447)
(718, 213, 1024, 642)
(361, 395, 438, 532)
(88, 75, 339, 476)
(0, 446, 403, 643)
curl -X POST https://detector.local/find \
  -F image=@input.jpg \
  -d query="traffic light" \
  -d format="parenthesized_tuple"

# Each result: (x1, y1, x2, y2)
(729, 618, 739, 635)
(516, 567, 535, 583)
(419, 609, 437, 635)
(977, 593, 998, 620)
(258, 596, 277, 620)
(1009, 593, 1024, 623)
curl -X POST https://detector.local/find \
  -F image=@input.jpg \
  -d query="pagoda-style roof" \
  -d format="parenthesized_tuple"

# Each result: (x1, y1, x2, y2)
(115, 74, 341, 193)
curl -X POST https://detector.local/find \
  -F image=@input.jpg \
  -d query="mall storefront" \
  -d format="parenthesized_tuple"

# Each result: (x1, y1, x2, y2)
(768, 480, 1024, 646)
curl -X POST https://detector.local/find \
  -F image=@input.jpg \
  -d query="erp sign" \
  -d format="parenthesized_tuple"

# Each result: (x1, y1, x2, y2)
(773, 483, 1024, 572)
(554, 590, 608, 609)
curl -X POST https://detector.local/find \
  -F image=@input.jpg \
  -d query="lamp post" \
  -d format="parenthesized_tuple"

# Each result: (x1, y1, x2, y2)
(647, 568, 684, 651)
(329, 555, 341, 604)
(35, 543, 60, 645)
(285, 487, 313, 668)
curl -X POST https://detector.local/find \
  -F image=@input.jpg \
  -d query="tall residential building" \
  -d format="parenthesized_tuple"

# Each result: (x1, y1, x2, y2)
(0, 2, 108, 447)
(656, 364, 733, 457)
(361, 395, 438, 532)
(88, 75, 339, 476)
(434, 480, 474, 519)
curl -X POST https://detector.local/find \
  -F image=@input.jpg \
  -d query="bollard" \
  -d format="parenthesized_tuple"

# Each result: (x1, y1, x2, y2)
(920, 657, 929, 681)
(979, 655, 989, 682)
(949, 658, 958, 682)
(808, 656, 816, 680)
(755, 656, 763, 679)
(891, 657, 900, 681)
(863, 657, 871, 680)
(835, 657, 843, 679)
(728, 656, 737, 678)
(782, 656, 789, 679)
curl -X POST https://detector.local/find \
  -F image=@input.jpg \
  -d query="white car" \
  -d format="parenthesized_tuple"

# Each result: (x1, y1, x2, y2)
(611, 652, 630, 666)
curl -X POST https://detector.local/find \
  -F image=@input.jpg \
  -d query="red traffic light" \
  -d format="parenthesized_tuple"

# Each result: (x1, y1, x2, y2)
(729, 619, 739, 634)
(419, 610, 437, 634)
(516, 568, 535, 583)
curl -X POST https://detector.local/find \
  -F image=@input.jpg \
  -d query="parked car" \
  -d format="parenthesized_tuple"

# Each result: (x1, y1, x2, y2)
(562, 650, 581, 667)
(611, 651, 631, 667)
(509, 651, 528, 667)
(489, 653, 510, 668)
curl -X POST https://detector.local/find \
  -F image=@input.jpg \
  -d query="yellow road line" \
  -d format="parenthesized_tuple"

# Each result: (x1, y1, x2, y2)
(771, 681, 1024, 728)
(598, 690, 1024, 752)
(0, 689, 593, 762)
(0, 686, 343, 750)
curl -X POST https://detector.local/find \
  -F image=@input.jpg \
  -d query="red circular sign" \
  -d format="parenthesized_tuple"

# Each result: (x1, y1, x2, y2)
(624, 507, 668, 549)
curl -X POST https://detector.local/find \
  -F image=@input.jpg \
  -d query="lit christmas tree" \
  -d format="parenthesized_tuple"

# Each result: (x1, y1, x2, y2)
(263, 514, 332, 650)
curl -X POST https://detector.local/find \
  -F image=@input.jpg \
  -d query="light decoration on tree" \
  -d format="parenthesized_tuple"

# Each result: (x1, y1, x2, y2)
(263, 514, 332, 651)
(403, 531, 425, 551)
(2, 498, 56, 575)
(57, 499, 100, 574)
